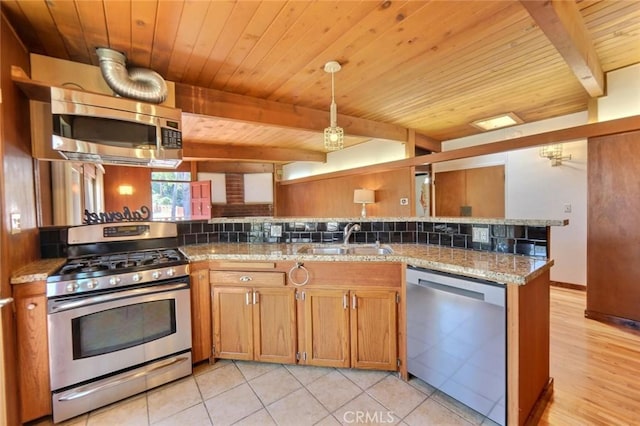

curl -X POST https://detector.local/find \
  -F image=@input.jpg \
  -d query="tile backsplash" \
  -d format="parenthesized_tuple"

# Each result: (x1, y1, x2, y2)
(175, 219, 549, 258)
(39, 219, 549, 259)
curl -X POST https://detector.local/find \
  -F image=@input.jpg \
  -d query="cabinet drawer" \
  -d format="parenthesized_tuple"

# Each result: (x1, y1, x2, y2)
(210, 271, 285, 287)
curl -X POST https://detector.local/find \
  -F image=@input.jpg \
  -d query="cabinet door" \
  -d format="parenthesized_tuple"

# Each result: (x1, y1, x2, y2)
(190, 267, 212, 363)
(350, 290, 398, 371)
(253, 288, 296, 364)
(302, 289, 350, 368)
(14, 282, 52, 422)
(212, 287, 253, 360)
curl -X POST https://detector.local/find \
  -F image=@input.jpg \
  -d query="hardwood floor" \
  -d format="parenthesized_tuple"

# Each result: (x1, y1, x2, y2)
(540, 287, 640, 425)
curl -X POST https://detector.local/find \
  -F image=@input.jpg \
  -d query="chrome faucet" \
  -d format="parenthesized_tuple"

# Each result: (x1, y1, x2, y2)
(343, 223, 361, 245)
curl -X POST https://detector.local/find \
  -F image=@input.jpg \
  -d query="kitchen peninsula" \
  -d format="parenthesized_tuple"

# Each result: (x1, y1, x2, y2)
(179, 215, 563, 426)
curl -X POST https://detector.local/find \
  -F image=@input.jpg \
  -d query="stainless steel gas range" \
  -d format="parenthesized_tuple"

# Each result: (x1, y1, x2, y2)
(46, 222, 192, 423)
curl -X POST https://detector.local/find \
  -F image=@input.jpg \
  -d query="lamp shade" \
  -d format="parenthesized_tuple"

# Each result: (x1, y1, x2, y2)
(353, 189, 375, 204)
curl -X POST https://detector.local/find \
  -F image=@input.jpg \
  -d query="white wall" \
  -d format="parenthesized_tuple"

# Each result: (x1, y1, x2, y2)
(436, 113, 588, 285)
(283, 139, 405, 180)
(598, 63, 640, 120)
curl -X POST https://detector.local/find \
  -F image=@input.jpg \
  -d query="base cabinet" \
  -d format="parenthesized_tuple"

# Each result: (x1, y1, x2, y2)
(350, 290, 398, 371)
(211, 271, 296, 364)
(14, 281, 52, 423)
(301, 289, 350, 367)
(299, 289, 398, 370)
(190, 263, 212, 363)
(209, 261, 402, 373)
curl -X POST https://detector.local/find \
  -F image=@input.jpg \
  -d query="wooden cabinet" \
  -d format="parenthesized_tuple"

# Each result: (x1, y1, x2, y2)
(350, 290, 398, 371)
(190, 263, 212, 363)
(209, 261, 402, 373)
(299, 288, 397, 370)
(587, 130, 640, 326)
(211, 271, 296, 364)
(13, 281, 52, 423)
(301, 289, 350, 367)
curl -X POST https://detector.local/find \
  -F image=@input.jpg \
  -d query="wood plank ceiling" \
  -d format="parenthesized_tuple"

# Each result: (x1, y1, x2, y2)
(2, 0, 640, 163)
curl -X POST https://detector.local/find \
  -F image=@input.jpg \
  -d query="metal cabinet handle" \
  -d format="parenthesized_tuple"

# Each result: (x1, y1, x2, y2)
(245, 291, 251, 305)
(0, 297, 13, 309)
(253, 290, 258, 305)
(239, 275, 252, 282)
(343, 294, 348, 310)
(27, 303, 37, 310)
(352, 294, 357, 309)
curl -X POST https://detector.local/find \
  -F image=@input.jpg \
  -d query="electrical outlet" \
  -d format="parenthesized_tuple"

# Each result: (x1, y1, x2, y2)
(270, 225, 282, 237)
(400, 198, 409, 205)
(10, 213, 21, 234)
(472, 226, 490, 243)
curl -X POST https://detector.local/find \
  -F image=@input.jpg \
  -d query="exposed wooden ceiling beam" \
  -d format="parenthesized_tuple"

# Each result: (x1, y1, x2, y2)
(520, 0, 604, 97)
(197, 162, 275, 174)
(175, 82, 408, 142)
(414, 133, 442, 153)
(183, 142, 326, 163)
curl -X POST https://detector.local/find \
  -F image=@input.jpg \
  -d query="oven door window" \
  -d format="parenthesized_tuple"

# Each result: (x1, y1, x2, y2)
(71, 299, 176, 359)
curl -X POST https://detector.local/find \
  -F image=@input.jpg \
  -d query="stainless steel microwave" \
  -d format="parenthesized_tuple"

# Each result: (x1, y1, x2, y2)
(50, 87, 183, 168)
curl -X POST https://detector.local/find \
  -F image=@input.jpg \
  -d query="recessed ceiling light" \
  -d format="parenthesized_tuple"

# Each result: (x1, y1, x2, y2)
(471, 112, 523, 131)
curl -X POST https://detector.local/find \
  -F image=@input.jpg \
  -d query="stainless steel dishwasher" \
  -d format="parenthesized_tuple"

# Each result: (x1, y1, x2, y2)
(406, 266, 506, 425)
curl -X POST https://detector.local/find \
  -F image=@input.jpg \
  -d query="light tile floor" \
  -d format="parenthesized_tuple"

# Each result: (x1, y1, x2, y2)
(32, 360, 499, 426)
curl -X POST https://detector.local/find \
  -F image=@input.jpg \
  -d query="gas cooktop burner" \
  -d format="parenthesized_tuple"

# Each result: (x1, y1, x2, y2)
(46, 222, 190, 298)
(59, 249, 185, 276)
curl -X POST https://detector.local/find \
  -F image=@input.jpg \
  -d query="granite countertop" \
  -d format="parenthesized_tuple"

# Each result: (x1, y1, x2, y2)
(10, 258, 66, 284)
(181, 243, 552, 285)
(207, 216, 568, 227)
(11, 243, 552, 286)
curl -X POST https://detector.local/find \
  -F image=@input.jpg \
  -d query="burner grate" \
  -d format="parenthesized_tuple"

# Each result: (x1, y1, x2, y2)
(59, 249, 186, 277)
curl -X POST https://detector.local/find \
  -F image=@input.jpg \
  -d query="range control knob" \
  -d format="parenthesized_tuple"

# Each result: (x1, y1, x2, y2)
(166, 268, 176, 277)
(132, 273, 142, 282)
(109, 276, 121, 286)
(66, 282, 79, 293)
(86, 279, 98, 289)
(152, 271, 162, 279)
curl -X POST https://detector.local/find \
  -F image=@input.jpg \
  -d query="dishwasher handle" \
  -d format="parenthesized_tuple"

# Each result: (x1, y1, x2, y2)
(406, 267, 505, 307)
(414, 278, 485, 301)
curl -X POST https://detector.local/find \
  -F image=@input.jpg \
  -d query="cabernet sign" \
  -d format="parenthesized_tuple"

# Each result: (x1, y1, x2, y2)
(83, 206, 151, 224)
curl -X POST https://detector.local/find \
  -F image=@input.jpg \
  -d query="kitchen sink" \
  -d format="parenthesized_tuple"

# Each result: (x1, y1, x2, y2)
(296, 245, 393, 256)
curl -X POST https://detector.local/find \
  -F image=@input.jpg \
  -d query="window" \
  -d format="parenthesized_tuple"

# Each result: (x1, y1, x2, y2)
(151, 172, 191, 220)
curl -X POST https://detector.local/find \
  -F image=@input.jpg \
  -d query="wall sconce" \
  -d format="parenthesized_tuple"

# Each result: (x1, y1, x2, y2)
(354, 189, 375, 218)
(539, 144, 571, 166)
(118, 185, 133, 195)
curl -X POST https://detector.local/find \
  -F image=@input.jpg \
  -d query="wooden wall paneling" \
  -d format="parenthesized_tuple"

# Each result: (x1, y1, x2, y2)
(434, 165, 505, 218)
(507, 270, 551, 425)
(1, 12, 39, 426)
(276, 168, 413, 218)
(434, 169, 466, 216)
(102, 165, 152, 213)
(34, 160, 53, 226)
(465, 165, 505, 218)
(586, 130, 640, 324)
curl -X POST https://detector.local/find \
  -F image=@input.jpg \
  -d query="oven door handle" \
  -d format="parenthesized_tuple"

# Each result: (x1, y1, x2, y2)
(49, 282, 189, 313)
(57, 355, 190, 401)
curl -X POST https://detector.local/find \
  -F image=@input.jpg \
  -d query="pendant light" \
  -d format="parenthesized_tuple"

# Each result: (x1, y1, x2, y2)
(323, 60, 344, 151)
